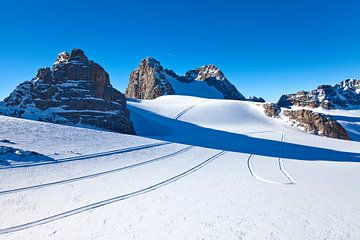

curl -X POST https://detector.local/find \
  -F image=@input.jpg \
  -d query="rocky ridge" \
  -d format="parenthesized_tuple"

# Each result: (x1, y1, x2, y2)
(125, 57, 247, 100)
(278, 79, 360, 109)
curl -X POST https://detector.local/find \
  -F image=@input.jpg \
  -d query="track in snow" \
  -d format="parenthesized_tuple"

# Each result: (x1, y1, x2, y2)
(0, 142, 169, 170)
(0, 150, 227, 235)
(0, 145, 194, 196)
(247, 133, 296, 185)
(173, 101, 204, 120)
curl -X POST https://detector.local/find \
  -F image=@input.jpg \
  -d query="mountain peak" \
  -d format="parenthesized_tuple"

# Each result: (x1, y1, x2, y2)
(141, 57, 162, 69)
(190, 64, 226, 81)
(69, 48, 88, 62)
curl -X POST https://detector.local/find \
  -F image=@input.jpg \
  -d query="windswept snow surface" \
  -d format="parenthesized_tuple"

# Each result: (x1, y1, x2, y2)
(0, 95, 359, 240)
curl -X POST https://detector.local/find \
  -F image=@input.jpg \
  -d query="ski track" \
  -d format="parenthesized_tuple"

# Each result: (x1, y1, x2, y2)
(0, 146, 195, 196)
(0, 142, 170, 170)
(173, 100, 204, 120)
(247, 133, 296, 185)
(0, 150, 227, 235)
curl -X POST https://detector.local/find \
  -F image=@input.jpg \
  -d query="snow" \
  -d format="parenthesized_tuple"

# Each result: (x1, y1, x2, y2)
(0, 95, 359, 239)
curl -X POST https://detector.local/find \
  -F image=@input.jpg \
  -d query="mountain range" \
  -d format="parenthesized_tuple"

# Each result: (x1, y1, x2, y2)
(0, 48, 359, 140)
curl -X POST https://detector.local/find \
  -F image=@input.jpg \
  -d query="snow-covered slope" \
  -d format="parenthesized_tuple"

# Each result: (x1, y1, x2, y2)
(0, 95, 359, 240)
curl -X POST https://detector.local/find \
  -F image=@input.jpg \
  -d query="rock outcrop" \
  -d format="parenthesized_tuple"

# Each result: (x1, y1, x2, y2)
(125, 58, 246, 100)
(0, 48, 135, 134)
(263, 103, 280, 117)
(278, 79, 360, 109)
(283, 109, 349, 140)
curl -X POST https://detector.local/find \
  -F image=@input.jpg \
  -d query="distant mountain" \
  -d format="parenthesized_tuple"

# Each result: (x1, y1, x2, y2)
(125, 57, 247, 100)
(278, 79, 360, 109)
(0, 49, 135, 134)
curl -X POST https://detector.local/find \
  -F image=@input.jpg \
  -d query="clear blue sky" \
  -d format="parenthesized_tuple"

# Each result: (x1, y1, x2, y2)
(0, 0, 359, 102)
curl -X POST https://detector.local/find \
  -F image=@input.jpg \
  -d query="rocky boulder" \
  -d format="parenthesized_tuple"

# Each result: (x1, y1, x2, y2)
(0, 49, 135, 134)
(283, 109, 349, 140)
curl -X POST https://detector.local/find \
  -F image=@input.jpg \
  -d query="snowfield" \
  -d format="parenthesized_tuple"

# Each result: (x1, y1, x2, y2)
(0, 95, 359, 240)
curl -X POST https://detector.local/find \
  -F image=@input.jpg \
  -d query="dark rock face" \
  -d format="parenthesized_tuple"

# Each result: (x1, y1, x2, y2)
(0, 49, 135, 134)
(125, 58, 245, 100)
(125, 58, 174, 99)
(184, 65, 246, 100)
(278, 79, 360, 109)
(263, 103, 280, 117)
(248, 96, 266, 103)
(283, 109, 349, 140)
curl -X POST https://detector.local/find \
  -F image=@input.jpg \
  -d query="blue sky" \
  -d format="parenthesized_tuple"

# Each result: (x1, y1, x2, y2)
(0, 0, 359, 102)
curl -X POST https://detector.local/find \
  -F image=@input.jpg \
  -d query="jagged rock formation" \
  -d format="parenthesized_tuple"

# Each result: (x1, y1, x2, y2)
(125, 58, 174, 99)
(278, 79, 360, 109)
(125, 58, 246, 100)
(283, 109, 349, 140)
(263, 103, 280, 117)
(0, 48, 135, 134)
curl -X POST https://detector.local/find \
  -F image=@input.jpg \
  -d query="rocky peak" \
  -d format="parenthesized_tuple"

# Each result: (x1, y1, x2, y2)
(54, 52, 70, 66)
(141, 57, 163, 69)
(125, 57, 174, 99)
(51, 48, 110, 93)
(69, 48, 88, 62)
(187, 64, 226, 81)
(0, 49, 135, 134)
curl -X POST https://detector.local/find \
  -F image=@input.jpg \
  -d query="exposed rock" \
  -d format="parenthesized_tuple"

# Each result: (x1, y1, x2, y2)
(125, 58, 174, 99)
(278, 79, 360, 109)
(283, 109, 349, 140)
(263, 103, 280, 117)
(0, 49, 135, 134)
(125, 58, 245, 100)
(248, 96, 266, 103)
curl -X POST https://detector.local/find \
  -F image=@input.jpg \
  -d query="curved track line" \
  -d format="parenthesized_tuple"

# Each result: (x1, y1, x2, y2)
(0, 150, 227, 235)
(0, 142, 170, 170)
(247, 133, 296, 185)
(278, 134, 296, 184)
(0, 146, 194, 196)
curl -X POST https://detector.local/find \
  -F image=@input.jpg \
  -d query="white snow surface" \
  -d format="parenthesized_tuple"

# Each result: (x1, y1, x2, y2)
(0, 95, 359, 240)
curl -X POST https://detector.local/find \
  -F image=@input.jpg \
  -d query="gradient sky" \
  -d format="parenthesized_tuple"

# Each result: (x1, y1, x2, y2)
(0, 0, 359, 102)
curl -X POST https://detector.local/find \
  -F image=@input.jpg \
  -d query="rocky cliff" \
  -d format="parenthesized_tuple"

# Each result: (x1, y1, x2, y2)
(0, 49, 135, 134)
